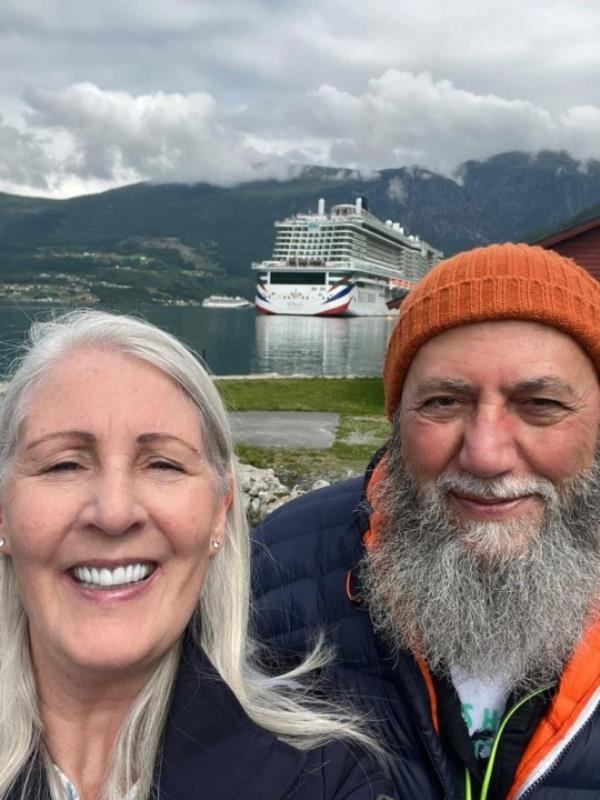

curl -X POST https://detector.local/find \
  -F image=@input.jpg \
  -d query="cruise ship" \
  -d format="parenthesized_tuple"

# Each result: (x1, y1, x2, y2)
(252, 197, 442, 316)
(201, 295, 252, 309)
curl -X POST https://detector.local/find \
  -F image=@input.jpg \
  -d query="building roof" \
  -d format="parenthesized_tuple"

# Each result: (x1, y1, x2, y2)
(534, 213, 600, 248)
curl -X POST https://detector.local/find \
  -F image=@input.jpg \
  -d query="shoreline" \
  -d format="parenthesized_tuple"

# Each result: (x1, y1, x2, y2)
(215, 373, 379, 380)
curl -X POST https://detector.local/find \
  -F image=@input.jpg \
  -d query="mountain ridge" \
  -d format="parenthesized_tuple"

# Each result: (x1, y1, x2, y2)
(1, 150, 600, 304)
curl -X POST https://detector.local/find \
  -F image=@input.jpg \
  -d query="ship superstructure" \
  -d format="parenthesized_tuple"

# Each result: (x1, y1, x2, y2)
(252, 197, 442, 316)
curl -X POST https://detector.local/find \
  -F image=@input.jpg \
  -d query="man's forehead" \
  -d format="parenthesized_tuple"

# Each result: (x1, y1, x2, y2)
(401, 320, 599, 397)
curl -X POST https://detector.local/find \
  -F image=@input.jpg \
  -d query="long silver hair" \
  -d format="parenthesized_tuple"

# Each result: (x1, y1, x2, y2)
(0, 310, 377, 800)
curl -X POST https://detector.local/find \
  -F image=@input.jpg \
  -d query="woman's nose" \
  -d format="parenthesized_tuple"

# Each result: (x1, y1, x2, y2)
(79, 470, 148, 535)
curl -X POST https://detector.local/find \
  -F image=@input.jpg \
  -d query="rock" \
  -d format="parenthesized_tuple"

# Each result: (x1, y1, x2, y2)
(309, 479, 330, 491)
(237, 461, 330, 525)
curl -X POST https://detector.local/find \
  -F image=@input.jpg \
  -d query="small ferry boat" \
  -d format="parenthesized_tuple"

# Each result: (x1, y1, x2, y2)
(201, 295, 252, 309)
(252, 197, 442, 317)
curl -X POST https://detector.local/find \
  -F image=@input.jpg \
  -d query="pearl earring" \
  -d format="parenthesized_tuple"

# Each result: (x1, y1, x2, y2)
(0, 538, 5, 550)
(211, 539, 222, 551)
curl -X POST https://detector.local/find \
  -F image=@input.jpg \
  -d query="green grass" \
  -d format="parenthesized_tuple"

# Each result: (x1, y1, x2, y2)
(235, 413, 390, 487)
(215, 378, 389, 486)
(215, 377, 384, 414)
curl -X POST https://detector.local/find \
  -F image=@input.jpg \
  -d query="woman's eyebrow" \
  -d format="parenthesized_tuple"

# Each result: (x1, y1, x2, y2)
(24, 430, 95, 452)
(136, 432, 201, 456)
(24, 431, 201, 457)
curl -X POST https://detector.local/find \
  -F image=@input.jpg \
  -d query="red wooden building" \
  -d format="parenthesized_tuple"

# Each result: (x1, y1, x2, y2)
(534, 215, 600, 281)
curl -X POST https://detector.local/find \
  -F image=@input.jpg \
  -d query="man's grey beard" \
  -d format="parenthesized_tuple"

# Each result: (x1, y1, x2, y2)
(361, 431, 600, 693)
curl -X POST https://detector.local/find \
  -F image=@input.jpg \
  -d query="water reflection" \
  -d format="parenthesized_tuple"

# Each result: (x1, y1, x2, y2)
(253, 315, 396, 376)
(0, 304, 396, 378)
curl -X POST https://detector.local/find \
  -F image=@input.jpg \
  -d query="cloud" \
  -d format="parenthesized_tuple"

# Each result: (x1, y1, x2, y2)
(7, 69, 600, 196)
(22, 82, 295, 188)
(0, 115, 57, 193)
(230, 69, 598, 174)
(3, 0, 600, 197)
(296, 70, 558, 173)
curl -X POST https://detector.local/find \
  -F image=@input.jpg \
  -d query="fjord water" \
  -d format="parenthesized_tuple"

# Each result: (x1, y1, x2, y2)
(0, 305, 396, 377)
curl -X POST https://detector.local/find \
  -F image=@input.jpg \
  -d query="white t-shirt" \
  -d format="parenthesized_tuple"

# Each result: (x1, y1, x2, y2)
(450, 666, 512, 760)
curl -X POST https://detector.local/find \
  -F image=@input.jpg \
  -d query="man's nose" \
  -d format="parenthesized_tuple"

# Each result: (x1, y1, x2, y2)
(79, 470, 147, 535)
(456, 405, 519, 479)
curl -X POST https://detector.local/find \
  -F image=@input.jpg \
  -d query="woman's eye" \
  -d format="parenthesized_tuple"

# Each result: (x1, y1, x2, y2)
(149, 460, 182, 472)
(44, 461, 80, 473)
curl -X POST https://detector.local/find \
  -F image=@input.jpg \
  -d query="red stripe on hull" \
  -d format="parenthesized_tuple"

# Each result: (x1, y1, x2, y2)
(317, 301, 351, 316)
(255, 304, 275, 314)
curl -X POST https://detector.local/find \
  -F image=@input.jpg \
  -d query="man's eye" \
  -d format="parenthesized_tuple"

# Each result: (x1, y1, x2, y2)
(423, 396, 459, 409)
(523, 398, 567, 412)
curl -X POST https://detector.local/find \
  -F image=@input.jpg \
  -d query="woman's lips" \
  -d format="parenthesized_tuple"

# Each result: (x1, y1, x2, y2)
(64, 564, 160, 604)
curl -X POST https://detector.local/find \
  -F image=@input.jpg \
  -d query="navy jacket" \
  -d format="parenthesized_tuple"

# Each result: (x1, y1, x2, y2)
(8, 640, 396, 800)
(252, 477, 600, 800)
(159, 644, 396, 799)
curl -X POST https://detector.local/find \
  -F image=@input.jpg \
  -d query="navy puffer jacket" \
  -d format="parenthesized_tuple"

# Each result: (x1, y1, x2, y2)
(252, 477, 600, 800)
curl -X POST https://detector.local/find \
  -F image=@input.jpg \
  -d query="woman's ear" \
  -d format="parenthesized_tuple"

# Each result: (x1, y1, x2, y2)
(208, 478, 233, 557)
(0, 508, 10, 556)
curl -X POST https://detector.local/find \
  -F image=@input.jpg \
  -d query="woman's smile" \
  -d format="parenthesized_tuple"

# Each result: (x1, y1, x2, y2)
(65, 559, 160, 604)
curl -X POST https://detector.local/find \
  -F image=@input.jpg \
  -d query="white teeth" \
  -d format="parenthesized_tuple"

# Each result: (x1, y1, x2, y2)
(113, 566, 126, 584)
(72, 562, 153, 588)
(100, 568, 112, 587)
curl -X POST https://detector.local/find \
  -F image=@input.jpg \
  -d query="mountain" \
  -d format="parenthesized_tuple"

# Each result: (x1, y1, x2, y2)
(527, 196, 600, 243)
(1, 150, 600, 304)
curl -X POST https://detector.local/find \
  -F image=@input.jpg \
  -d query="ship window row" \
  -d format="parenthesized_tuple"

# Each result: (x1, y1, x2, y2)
(275, 236, 412, 254)
(269, 272, 327, 285)
(274, 245, 359, 256)
(271, 250, 424, 268)
(275, 237, 364, 248)
(272, 247, 429, 269)
(274, 243, 357, 251)
(274, 236, 357, 246)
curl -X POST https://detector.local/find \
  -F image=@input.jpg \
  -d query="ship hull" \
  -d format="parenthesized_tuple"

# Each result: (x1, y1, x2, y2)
(255, 281, 396, 317)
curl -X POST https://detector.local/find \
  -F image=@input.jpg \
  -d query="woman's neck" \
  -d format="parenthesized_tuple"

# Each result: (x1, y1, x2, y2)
(36, 658, 156, 800)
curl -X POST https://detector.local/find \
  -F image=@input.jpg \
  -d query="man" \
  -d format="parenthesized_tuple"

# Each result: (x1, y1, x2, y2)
(252, 242, 600, 799)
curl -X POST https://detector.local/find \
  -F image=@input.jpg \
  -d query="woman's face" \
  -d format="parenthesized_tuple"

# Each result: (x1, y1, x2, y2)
(0, 348, 230, 683)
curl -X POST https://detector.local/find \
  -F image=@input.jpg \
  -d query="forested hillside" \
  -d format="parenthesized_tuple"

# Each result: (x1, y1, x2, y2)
(1, 150, 600, 304)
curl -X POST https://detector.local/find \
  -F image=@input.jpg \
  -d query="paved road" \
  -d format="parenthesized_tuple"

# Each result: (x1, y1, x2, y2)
(229, 411, 339, 449)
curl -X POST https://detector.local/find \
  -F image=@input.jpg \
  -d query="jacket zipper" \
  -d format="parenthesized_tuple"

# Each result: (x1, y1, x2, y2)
(513, 683, 600, 799)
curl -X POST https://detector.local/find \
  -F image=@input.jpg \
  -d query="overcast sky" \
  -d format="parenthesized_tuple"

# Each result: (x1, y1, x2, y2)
(2, 0, 600, 198)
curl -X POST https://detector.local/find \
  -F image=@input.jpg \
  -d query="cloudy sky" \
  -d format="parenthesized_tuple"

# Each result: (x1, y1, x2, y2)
(2, 0, 600, 198)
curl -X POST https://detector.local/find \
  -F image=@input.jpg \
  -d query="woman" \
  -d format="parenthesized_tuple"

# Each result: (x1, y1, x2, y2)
(0, 310, 393, 800)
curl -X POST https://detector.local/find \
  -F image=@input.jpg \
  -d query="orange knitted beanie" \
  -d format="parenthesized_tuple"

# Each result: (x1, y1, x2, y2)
(383, 242, 600, 418)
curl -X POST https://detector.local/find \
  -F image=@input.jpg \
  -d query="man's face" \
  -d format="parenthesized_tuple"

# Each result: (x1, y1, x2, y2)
(398, 320, 600, 555)
(362, 320, 600, 686)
